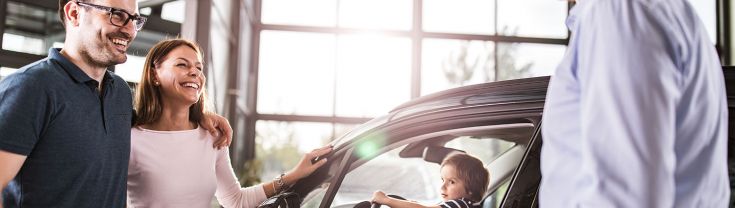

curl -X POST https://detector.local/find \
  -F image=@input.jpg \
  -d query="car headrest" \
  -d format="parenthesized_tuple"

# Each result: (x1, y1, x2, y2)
(422, 146, 466, 164)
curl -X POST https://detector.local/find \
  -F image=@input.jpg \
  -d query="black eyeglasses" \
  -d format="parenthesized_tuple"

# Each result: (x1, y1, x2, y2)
(75, 1, 147, 31)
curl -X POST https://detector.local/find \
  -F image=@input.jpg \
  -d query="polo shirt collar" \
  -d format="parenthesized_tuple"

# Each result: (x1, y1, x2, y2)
(48, 48, 115, 85)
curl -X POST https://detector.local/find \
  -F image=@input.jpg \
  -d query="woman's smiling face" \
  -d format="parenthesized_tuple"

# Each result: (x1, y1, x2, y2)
(155, 45, 205, 106)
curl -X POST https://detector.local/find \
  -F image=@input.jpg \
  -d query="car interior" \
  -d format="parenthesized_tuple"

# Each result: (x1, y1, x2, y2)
(417, 143, 528, 208)
(331, 122, 536, 208)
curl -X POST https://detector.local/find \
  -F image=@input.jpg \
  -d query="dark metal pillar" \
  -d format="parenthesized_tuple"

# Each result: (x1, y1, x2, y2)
(244, 0, 263, 161)
(0, 0, 8, 51)
(717, 0, 731, 65)
(224, 0, 244, 174)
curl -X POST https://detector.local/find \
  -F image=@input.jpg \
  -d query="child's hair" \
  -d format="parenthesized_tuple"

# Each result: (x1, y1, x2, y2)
(440, 153, 490, 202)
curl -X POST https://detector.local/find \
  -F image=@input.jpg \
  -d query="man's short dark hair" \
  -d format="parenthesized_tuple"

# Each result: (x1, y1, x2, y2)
(58, 0, 68, 27)
(58, 0, 89, 27)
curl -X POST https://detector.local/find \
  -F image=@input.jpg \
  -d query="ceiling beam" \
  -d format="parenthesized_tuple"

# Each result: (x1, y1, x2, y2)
(0, 0, 7, 48)
(8, 0, 174, 14)
(141, 15, 181, 36)
(0, 50, 45, 69)
(10, 0, 56, 9)
(138, 0, 177, 8)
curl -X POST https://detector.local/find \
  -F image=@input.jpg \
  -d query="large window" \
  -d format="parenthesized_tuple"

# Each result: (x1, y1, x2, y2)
(688, 0, 716, 43)
(0, 67, 17, 80)
(254, 120, 357, 180)
(253, 0, 569, 180)
(423, 0, 496, 35)
(257, 31, 336, 116)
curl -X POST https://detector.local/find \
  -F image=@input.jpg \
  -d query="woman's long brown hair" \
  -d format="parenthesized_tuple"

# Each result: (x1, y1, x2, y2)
(134, 38, 206, 126)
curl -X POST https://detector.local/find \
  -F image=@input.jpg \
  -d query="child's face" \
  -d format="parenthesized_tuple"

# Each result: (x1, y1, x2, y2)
(440, 164, 469, 201)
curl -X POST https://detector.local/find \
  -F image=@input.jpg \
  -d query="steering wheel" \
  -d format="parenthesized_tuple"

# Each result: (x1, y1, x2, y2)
(353, 195, 406, 208)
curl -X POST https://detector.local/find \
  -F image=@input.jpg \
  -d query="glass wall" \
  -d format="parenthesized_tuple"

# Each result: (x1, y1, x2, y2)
(0, 67, 17, 80)
(688, 0, 716, 43)
(253, 0, 569, 180)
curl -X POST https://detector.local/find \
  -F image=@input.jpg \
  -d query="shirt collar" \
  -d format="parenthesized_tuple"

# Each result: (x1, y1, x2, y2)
(566, 1, 589, 32)
(48, 48, 115, 85)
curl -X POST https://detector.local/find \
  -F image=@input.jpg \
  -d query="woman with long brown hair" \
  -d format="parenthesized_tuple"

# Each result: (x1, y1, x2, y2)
(126, 38, 331, 207)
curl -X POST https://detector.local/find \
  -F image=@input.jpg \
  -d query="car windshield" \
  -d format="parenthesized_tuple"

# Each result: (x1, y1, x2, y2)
(332, 115, 390, 147)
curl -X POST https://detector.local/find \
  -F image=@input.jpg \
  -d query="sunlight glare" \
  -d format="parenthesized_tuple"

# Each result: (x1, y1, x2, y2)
(355, 132, 387, 159)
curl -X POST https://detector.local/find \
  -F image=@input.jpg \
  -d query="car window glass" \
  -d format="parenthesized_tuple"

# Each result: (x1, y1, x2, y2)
(332, 144, 440, 207)
(301, 149, 351, 208)
(446, 136, 518, 207)
(445, 136, 515, 167)
(481, 178, 511, 208)
(330, 135, 519, 207)
(301, 183, 330, 208)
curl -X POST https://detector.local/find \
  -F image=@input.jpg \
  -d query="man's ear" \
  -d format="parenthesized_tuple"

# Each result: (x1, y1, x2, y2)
(64, 2, 81, 27)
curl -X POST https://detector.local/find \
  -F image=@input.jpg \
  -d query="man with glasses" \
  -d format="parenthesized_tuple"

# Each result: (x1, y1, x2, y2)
(0, 0, 232, 207)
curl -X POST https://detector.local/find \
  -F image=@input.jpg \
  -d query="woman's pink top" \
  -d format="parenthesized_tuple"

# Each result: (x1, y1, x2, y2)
(127, 126, 267, 208)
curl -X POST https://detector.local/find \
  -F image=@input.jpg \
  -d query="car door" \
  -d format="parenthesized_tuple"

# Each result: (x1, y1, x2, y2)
(722, 66, 735, 207)
(497, 122, 542, 208)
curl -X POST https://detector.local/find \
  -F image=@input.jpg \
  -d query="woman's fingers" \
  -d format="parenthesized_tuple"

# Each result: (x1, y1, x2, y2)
(310, 145, 333, 158)
(291, 145, 334, 180)
(312, 157, 328, 168)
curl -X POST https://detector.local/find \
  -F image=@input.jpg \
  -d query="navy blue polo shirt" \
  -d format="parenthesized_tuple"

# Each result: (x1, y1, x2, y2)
(0, 48, 132, 207)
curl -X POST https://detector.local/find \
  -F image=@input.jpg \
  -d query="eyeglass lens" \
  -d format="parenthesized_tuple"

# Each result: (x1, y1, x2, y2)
(109, 10, 145, 30)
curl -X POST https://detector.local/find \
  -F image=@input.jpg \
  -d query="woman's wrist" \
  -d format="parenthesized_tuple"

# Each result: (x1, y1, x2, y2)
(377, 196, 391, 205)
(268, 171, 298, 194)
(283, 171, 299, 186)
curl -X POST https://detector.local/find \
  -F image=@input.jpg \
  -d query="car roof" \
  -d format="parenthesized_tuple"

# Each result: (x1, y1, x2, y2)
(331, 76, 550, 148)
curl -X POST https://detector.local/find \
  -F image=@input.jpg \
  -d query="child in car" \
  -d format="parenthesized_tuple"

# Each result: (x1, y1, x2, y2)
(371, 153, 489, 208)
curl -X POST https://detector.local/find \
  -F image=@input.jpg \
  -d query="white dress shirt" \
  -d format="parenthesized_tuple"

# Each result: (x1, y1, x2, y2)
(540, 0, 730, 207)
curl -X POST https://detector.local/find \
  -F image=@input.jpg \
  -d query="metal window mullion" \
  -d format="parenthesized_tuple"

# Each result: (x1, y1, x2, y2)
(331, 30, 339, 140)
(245, 0, 264, 161)
(411, 0, 422, 98)
(717, 0, 731, 65)
(332, 0, 340, 139)
(0, 0, 7, 49)
(182, 0, 212, 76)
(494, 0, 499, 81)
(225, 0, 243, 170)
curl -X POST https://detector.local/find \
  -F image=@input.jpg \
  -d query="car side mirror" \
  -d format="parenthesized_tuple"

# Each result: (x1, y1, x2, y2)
(423, 146, 465, 164)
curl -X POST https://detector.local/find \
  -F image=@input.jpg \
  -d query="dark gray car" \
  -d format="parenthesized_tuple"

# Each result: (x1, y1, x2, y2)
(262, 68, 735, 208)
